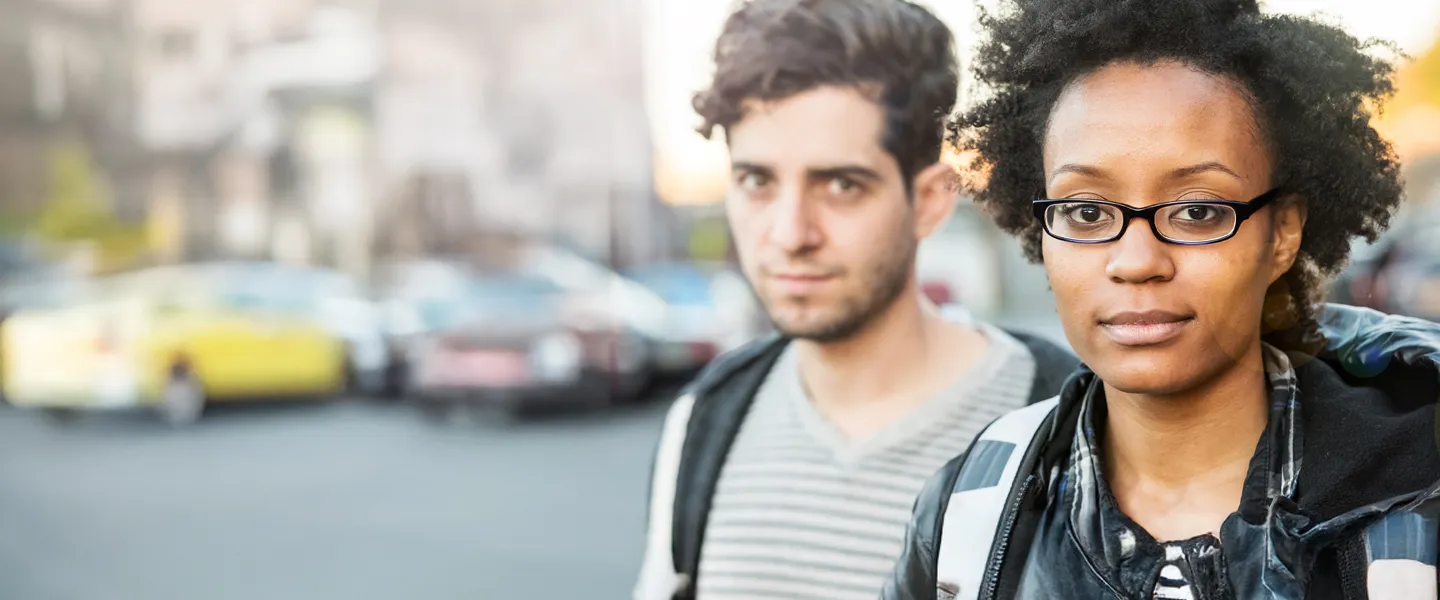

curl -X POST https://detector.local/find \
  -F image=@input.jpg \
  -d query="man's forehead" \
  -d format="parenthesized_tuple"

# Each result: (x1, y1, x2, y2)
(728, 87, 893, 173)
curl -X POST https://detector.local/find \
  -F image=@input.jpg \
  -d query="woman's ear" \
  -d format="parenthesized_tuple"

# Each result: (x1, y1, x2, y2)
(913, 162, 960, 239)
(1269, 194, 1308, 283)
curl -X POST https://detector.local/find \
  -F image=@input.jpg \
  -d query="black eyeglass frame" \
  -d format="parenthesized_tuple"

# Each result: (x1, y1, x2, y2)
(1030, 187, 1286, 246)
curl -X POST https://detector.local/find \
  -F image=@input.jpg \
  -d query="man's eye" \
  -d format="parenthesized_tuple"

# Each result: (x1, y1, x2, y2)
(826, 177, 860, 195)
(737, 172, 770, 192)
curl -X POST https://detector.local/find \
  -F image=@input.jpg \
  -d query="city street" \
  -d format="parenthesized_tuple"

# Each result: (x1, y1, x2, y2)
(0, 315, 1065, 600)
(0, 394, 674, 600)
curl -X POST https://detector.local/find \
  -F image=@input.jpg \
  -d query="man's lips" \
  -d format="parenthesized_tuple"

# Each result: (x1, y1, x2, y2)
(768, 272, 836, 294)
(1098, 310, 1195, 346)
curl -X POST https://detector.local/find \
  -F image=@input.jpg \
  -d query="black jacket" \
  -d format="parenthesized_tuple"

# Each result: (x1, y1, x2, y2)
(882, 305, 1440, 600)
(633, 327, 1081, 600)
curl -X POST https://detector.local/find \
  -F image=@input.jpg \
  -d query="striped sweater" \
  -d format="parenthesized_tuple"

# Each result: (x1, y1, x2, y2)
(695, 324, 1037, 599)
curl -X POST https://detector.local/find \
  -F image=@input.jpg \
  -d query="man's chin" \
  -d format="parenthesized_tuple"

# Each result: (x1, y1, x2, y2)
(771, 313, 863, 343)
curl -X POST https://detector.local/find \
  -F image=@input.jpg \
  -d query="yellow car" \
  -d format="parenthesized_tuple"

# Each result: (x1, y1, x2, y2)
(0, 270, 347, 426)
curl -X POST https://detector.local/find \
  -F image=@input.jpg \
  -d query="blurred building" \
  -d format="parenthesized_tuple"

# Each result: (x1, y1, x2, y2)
(123, 0, 669, 279)
(0, 0, 138, 227)
(373, 0, 664, 269)
(128, 0, 382, 275)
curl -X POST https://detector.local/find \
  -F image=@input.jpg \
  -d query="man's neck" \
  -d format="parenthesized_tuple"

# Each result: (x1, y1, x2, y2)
(793, 288, 989, 440)
(1102, 342, 1271, 541)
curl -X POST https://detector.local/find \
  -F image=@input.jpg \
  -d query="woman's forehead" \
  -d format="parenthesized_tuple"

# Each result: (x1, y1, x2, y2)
(1042, 61, 1269, 182)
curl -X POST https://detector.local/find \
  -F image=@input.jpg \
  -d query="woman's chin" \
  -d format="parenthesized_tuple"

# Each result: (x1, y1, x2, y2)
(1090, 353, 1210, 398)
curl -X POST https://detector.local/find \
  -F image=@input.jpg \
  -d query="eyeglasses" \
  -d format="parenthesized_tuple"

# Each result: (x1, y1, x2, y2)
(1031, 188, 1283, 245)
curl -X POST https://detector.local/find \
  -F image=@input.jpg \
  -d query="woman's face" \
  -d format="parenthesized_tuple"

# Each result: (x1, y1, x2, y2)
(1041, 61, 1306, 395)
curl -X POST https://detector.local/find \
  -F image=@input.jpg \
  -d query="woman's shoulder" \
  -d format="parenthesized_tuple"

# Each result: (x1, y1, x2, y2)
(1294, 305, 1440, 519)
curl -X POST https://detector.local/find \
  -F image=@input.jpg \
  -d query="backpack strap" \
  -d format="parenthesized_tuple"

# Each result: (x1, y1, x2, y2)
(670, 337, 789, 597)
(633, 393, 696, 600)
(936, 397, 1058, 600)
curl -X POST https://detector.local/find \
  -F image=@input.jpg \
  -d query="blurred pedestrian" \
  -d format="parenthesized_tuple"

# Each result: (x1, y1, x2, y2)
(883, 1, 1440, 599)
(632, 1, 1080, 599)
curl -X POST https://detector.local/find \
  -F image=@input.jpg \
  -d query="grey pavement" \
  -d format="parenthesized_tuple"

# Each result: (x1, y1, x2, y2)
(0, 314, 1065, 600)
(0, 397, 672, 600)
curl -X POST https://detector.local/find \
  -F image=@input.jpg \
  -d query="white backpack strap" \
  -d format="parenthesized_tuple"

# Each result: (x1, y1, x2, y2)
(936, 397, 1058, 600)
(633, 393, 696, 600)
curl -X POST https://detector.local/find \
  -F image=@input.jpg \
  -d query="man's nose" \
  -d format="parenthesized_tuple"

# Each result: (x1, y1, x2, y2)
(1105, 218, 1176, 284)
(767, 187, 822, 252)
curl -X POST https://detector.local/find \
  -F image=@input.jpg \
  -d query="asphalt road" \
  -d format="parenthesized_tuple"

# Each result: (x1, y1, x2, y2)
(0, 315, 1066, 600)
(0, 393, 676, 600)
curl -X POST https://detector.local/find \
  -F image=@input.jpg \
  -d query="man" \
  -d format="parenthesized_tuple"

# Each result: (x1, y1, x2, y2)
(632, 1, 1079, 599)
(883, 0, 1440, 598)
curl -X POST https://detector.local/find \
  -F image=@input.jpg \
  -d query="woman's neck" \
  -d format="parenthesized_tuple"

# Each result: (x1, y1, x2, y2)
(1101, 341, 1271, 541)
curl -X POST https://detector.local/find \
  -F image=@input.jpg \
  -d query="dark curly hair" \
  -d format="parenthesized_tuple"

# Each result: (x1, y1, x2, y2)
(954, 0, 1404, 348)
(694, 0, 959, 186)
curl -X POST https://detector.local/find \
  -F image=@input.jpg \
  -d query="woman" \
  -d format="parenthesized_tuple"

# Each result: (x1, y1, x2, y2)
(884, 0, 1440, 598)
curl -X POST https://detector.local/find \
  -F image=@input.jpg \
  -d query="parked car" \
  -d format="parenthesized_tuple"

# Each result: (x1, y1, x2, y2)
(1327, 234, 1397, 310)
(0, 269, 90, 406)
(623, 261, 764, 376)
(0, 264, 348, 426)
(385, 263, 651, 419)
(916, 202, 1004, 318)
(1370, 210, 1440, 321)
(212, 262, 390, 397)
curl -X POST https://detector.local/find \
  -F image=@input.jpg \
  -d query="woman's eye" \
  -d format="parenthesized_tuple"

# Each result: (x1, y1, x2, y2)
(1063, 203, 1109, 224)
(1176, 205, 1221, 221)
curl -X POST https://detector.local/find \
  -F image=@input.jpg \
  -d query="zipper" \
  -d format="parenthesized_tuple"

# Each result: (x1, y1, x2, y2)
(980, 474, 1035, 600)
(1066, 522, 1125, 599)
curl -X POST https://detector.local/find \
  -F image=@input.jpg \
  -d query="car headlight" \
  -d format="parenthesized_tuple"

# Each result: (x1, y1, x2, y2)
(531, 332, 583, 380)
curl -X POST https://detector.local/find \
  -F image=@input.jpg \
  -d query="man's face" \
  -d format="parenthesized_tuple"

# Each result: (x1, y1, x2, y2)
(724, 85, 920, 342)
(1041, 61, 1304, 395)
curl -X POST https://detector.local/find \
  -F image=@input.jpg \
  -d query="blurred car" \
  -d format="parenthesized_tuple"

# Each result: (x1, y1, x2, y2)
(1368, 209, 1440, 321)
(383, 263, 651, 418)
(917, 202, 1004, 318)
(213, 262, 391, 396)
(1328, 234, 1397, 310)
(622, 261, 764, 376)
(0, 265, 347, 426)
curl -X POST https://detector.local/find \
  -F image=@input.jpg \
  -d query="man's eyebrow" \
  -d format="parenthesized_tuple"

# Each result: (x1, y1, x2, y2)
(730, 161, 772, 173)
(808, 165, 883, 181)
(1168, 161, 1245, 181)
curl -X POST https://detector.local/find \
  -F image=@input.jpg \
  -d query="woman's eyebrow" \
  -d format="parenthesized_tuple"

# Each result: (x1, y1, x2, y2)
(1047, 163, 1110, 184)
(1169, 161, 1245, 181)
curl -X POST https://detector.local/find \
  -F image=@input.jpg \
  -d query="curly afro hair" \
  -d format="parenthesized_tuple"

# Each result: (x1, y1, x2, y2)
(954, 0, 1404, 348)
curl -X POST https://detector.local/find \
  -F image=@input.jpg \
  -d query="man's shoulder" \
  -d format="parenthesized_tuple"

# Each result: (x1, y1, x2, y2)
(983, 323, 1080, 405)
(682, 332, 790, 400)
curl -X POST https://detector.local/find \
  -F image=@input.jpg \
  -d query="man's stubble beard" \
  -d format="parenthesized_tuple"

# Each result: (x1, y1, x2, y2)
(768, 239, 916, 344)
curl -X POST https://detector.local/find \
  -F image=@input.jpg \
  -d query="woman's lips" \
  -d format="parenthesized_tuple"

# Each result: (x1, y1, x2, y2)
(1099, 311, 1195, 346)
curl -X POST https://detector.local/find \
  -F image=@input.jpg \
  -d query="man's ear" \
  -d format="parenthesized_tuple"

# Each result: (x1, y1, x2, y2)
(913, 162, 960, 239)
(1269, 194, 1308, 283)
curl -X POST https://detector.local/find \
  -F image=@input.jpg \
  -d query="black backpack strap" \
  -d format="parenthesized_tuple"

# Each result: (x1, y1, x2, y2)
(668, 334, 789, 598)
(1003, 329, 1080, 406)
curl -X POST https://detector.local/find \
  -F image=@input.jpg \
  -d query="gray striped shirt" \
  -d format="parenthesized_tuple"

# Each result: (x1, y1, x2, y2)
(696, 323, 1038, 599)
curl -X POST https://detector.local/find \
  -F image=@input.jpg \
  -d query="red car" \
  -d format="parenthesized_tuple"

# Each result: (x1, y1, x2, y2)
(396, 269, 650, 420)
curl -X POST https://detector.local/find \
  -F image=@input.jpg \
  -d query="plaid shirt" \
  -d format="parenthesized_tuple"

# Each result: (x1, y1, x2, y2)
(1061, 346, 1306, 599)
(1042, 344, 1440, 599)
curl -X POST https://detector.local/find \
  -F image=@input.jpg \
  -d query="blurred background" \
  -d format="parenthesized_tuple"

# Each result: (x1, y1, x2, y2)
(0, 0, 1434, 598)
